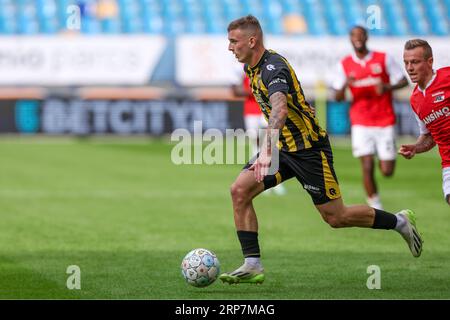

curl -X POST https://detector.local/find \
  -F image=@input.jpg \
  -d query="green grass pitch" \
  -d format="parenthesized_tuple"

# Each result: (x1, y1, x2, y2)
(0, 136, 448, 299)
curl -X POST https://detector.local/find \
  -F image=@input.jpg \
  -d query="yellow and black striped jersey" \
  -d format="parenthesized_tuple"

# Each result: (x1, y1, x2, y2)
(244, 49, 328, 152)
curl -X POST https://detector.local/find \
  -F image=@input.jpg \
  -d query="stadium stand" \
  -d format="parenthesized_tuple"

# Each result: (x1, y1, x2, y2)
(0, 0, 448, 35)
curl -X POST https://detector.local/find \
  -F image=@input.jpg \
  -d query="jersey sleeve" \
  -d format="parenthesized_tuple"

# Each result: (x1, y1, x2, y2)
(385, 54, 406, 85)
(261, 61, 290, 97)
(414, 113, 429, 135)
(331, 61, 347, 90)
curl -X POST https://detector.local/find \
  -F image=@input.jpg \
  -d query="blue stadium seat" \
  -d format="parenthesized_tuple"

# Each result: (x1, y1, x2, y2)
(241, 0, 263, 17)
(182, 0, 199, 20)
(16, 1, 40, 34)
(403, 0, 430, 35)
(384, 3, 408, 36)
(180, 0, 206, 33)
(223, 7, 242, 24)
(36, 0, 58, 33)
(343, 2, 365, 30)
(302, 0, 328, 35)
(262, 0, 283, 34)
(359, 0, 379, 13)
(281, 0, 302, 14)
(141, 0, 163, 33)
(422, 0, 449, 35)
(322, 0, 347, 35)
(185, 16, 206, 33)
(202, 0, 226, 34)
(160, 0, 187, 35)
(263, 0, 283, 20)
(143, 13, 163, 33)
(101, 18, 121, 33)
(205, 14, 226, 34)
(81, 16, 101, 34)
(0, 0, 449, 35)
(118, 0, 142, 33)
(0, 17, 16, 34)
(445, 0, 450, 20)
(0, 0, 17, 34)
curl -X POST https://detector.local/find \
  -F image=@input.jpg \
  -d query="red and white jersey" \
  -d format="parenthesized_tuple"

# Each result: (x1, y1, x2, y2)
(333, 51, 405, 127)
(410, 67, 450, 168)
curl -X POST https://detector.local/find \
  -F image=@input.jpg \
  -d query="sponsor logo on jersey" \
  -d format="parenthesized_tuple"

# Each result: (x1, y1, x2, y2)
(370, 63, 382, 74)
(434, 94, 445, 103)
(304, 184, 321, 194)
(266, 64, 276, 71)
(268, 78, 287, 87)
(423, 106, 450, 125)
(351, 76, 381, 88)
(432, 91, 444, 97)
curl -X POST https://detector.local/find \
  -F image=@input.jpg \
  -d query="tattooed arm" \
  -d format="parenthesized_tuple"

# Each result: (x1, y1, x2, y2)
(250, 91, 288, 182)
(398, 133, 436, 159)
(265, 91, 288, 154)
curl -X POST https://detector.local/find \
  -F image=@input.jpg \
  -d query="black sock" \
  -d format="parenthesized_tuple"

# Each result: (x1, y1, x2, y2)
(237, 230, 260, 258)
(372, 209, 397, 230)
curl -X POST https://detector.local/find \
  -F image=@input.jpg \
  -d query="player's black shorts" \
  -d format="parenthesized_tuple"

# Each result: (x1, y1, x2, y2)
(243, 137, 341, 205)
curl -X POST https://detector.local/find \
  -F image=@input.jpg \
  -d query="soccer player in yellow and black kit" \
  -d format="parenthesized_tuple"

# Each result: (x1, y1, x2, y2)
(219, 15, 423, 285)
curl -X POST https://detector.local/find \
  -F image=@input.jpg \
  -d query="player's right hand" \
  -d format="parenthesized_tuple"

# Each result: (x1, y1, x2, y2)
(398, 144, 417, 159)
(249, 152, 271, 183)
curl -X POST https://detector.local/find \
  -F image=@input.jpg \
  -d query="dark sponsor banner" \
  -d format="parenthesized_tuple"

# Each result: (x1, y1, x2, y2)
(0, 100, 17, 132)
(326, 101, 420, 136)
(0, 99, 419, 136)
(0, 99, 244, 135)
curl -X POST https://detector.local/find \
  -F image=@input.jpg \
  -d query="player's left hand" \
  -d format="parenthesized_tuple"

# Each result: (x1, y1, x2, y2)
(249, 151, 272, 183)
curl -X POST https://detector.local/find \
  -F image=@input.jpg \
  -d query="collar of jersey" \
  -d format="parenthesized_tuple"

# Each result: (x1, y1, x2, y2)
(417, 70, 437, 94)
(250, 50, 270, 71)
(351, 50, 374, 66)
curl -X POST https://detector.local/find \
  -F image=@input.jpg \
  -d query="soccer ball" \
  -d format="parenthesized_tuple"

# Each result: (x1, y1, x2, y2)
(180, 248, 220, 287)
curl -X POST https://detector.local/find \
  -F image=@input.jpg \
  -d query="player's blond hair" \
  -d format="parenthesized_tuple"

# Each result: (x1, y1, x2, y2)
(404, 39, 433, 59)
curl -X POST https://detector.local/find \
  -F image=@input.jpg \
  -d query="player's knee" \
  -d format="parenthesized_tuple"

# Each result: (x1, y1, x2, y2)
(381, 169, 394, 177)
(380, 166, 394, 177)
(230, 182, 240, 200)
(230, 182, 251, 205)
